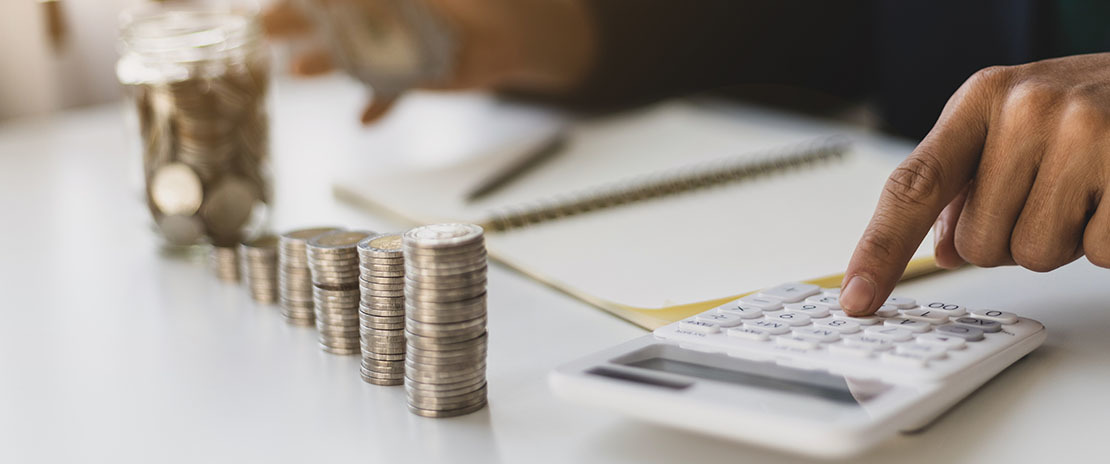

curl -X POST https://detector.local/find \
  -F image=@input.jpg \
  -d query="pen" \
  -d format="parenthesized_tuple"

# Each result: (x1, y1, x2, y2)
(465, 130, 569, 202)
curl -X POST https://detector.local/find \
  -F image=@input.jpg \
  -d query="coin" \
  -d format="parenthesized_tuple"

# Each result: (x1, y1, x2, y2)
(150, 163, 204, 216)
(202, 176, 259, 243)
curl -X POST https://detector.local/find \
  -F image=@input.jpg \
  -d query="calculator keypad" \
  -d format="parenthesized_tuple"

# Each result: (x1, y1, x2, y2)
(655, 283, 1043, 382)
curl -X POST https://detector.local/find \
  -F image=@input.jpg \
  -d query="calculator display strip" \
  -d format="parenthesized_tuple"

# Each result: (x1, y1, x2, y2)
(625, 357, 862, 405)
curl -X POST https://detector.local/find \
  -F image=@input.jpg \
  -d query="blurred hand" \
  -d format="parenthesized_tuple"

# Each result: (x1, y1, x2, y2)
(841, 53, 1110, 315)
(262, 0, 596, 123)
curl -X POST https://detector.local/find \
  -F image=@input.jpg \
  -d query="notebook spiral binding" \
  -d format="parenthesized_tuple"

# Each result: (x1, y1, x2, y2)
(481, 136, 851, 232)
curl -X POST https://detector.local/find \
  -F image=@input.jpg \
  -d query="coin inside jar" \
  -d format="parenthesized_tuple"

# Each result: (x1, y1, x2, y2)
(149, 163, 204, 216)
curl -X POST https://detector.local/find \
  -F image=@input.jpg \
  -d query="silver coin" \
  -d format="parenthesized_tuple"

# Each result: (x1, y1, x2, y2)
(157, 214, 205, 246)
(405, 378, 485, 397)
(404, 374, 486, 393)
(321, 345, 361, 356)
(358, 233, 404, 254)
(202, 175, 259, 241)
(407, 384, 487, 403)
(404, 262, 487, 277)
(403, 223, 484, 249)
(308, 230, 374, 251)
(405, 330, 487, 348)
(402, 246, 486, 262)
(150, 163, 204, 216)
(406, 399, 487, 418)
(403, 294, 486, 310)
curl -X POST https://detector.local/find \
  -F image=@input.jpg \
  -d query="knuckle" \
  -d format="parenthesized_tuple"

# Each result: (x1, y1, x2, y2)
(857, 221, 901, 262)
(953, 221, 1009, 267)
(883, 155, 946, 208)
(1060, 97, 1109, 137)
(1003, 80, 1062, 116)
(1010, 237, 1067, 272)
(1084, 234, 1110, 268)
(966, 65, 1013, 92)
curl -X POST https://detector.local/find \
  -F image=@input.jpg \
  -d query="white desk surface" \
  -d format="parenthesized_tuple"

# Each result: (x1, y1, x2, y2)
(1, 76, 1107, 463)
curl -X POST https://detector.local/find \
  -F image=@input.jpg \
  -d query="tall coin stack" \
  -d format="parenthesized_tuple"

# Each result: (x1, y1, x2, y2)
(403, 224, 489, 418)
(209, 246, 240, 282)
(240, 235, 279, 303)
(278, 227, 338, 326)
(357, 234, 407, 385)
(307, 230, 373, 355)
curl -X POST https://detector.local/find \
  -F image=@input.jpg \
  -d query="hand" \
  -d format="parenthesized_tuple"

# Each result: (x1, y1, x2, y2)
(261, 0, 596, 123)
(841, 53, 1110, 315)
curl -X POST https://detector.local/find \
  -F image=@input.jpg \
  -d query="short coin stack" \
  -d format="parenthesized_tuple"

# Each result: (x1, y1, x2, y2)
(278, 227, 337, 326)
(240, 235, 279, 303)
(403, 224, 489, 418)
(308, 230, 373, 355)
(209, 246, 240, 282)
(357, 234, 407, 385)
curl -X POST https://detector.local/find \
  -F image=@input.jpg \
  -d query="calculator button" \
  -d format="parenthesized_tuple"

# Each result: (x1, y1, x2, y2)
(784, 303, 830, 318)
(922, 301, 967, 317)
(953, 317, 1002, 333)
(716, 302, 764, 319)
(738, 295, 784, 310)
(727, 326, 770, 341)
(745, 319, 791, 335)
(695, 312, 743, 327)
(901, 309, 950, 325)
(805, 295, 842, 310)
(885, 296, 917, 309)
(678, 319, 720, 334)
(881, 351, 930, 368)
(916, 333, 967, 350)
(843, 334, 895, 351)
(758, 282, 820, 303)
(970, 309, 1018, 324)
(865, 326, 915, 342)
(792, 327, 840, 343)
(814, 317, 861, 334)
(831, 311, 880, 325)
(775, 335, 819, 350)
(768, 312, 811, 327)
(936, 324, 986, 341)
(882, 318, 931, 333)
(822, 287, 840, 296)
(874, 305, 901, 318)
(828, 343, 873, 358)
(896, 343, 947, 360)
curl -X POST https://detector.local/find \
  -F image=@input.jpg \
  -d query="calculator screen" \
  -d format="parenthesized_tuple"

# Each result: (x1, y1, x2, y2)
(614, 346, 891, 405)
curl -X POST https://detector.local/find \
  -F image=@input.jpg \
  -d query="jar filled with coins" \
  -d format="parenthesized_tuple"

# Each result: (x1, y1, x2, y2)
(117, 2, 271, 247)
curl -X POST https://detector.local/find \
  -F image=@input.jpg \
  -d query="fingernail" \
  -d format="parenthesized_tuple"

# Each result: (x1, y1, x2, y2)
(933, 218, 947, 250)
(841, 275, 876, 314)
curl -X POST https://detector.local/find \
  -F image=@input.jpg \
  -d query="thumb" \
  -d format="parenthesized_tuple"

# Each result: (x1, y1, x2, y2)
(840, 69, 1004, 314)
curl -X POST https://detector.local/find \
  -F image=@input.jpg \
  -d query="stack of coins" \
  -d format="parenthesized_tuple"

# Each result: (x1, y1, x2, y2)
(209, 246, 240, 282)
(307, 230, 373, 354)
(403, 224, 489, 418)
(278, 227, 338, 326)
(357, 233, 407, 385)
(240, 235, 279, 303)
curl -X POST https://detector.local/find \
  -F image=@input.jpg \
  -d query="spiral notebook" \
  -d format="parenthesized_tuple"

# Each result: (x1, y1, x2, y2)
(334, 98, 937, 329)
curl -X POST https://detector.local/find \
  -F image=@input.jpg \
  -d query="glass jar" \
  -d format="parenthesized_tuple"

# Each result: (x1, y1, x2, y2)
(117, 2, 271, 248)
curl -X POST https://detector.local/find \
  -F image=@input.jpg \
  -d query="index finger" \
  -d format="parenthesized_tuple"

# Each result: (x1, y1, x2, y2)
(840, 68, 1006, 315)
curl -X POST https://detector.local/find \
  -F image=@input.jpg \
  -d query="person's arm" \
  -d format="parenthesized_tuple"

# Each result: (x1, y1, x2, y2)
(570, 0, 875, 106)
(265, 0, 875, 121)
(840, 53, 1110, 315)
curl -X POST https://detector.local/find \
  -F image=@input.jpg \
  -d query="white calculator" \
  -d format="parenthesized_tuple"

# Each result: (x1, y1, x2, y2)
(550, 283, 1045, 458)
